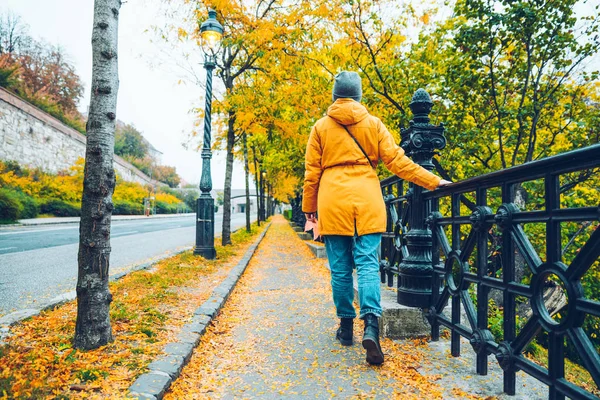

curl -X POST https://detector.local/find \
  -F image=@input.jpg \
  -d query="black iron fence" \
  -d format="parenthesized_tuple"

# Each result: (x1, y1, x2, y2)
(290, 192, 306, 227)
(380, 89, 600, 399)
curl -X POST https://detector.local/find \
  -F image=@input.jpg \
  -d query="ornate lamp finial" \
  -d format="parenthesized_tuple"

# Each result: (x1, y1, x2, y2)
(409, 88, 433, 124)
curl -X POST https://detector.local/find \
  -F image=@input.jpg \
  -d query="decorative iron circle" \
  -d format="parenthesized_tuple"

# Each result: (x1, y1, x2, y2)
(470, 206, 493, 232)
(494, 203, 520, 232)
(411, 133, 424, 148)
(470, 329, 494, 355)
(495, 341, 517, 372)
(531, 262, 585, 334)
(445, 251, 467, 295)
(431, 136, 446, 150)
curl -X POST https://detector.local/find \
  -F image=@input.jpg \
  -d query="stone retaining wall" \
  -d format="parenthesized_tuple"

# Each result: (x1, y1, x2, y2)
(0, 87, 159, 186)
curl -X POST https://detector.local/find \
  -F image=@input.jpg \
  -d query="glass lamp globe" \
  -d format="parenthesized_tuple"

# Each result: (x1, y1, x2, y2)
(200, 9, 223, 56)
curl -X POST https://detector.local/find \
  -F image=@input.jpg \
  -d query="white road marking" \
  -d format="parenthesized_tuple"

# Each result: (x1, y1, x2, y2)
(112, 231, 139, 236)
(0, 226, 78, 236)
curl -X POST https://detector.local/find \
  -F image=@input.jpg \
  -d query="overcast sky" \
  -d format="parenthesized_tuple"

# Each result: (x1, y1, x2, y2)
(2, 0, 246, 189)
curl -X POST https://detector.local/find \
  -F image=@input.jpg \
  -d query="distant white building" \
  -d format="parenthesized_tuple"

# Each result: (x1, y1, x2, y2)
(214, 189, 259, 215)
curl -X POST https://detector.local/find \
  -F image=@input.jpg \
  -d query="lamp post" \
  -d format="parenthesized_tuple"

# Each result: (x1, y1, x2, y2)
(194, 9, 223, 259)
(397, 89, 447, 307)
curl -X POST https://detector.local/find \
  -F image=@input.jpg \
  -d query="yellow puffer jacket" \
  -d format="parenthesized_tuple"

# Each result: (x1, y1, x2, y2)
(302, 99, 441, 236)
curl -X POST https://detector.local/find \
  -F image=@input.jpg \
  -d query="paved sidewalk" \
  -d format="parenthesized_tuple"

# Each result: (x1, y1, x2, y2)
(163, 216, 458, 399)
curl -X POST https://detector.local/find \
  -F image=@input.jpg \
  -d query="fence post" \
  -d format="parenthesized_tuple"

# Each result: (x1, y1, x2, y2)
(291, 192, 306, 227)
(397, 89, 446, 307)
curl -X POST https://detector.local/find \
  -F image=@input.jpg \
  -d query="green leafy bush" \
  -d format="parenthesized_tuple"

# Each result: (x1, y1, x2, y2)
(0, 65, 19, 89)
(0, 189, 23, 222)
(40, 199, 81, 217)
(1, 160, 27, 176)
(0, 188, 39, 221)
(181, 189, 199, 211)
(21, 94, 86, 134)
(155, 201, 177, 214)
(113, 200, 144, 215)
(13, 191, 39, 219)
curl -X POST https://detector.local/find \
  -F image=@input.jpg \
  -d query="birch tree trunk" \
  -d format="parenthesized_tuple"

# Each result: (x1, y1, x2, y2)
(74, 0, 120, 350)
(243, 132, 251, 233)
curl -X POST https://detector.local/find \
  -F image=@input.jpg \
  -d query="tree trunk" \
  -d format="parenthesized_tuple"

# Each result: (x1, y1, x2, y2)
(252, 145, 260, 226)
(243, 132, 251, 233)
(74, 0, 120, 350)
(269, 184, 273, 216)
(259, 171, 265, 222)
(221, 111, 235, 246)
(518, 283, 568, 321)
(267, 183, 272, 217)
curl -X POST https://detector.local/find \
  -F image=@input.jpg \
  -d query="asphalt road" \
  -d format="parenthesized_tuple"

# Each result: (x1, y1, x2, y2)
(0, 213, 252, 316)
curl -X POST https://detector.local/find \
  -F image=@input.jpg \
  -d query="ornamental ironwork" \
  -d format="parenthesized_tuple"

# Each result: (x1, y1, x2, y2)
(380, 88, 600, 399)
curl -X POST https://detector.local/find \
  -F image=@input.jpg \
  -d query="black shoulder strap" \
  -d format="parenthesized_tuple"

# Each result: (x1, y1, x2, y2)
(340, 123, 376, 169)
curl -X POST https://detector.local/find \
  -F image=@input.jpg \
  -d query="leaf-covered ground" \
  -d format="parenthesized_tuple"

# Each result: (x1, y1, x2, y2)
(0, 223, 266, 399)
(3, 215, 549, 399)
(165, 216, 486, 399)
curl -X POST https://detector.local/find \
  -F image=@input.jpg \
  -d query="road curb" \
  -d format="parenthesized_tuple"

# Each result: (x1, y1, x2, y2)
(306, 241, 327, 258)
(128, 222, 271, 400)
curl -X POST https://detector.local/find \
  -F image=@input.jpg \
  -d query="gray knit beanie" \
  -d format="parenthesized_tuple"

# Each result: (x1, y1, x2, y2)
(332, 71, 362, 102)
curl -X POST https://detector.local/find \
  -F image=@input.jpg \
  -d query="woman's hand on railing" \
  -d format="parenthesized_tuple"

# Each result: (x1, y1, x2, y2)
(437, 179, 453, 188)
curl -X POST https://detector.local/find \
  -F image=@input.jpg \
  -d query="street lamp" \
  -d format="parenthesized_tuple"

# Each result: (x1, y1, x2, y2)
(194, 9, 223, 259)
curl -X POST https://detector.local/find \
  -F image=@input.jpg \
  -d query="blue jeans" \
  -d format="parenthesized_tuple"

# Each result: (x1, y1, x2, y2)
(324, 234, 382, 319)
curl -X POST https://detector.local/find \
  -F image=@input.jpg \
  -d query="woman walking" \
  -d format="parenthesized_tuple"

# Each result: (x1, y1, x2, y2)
(302, 71, 450, 365)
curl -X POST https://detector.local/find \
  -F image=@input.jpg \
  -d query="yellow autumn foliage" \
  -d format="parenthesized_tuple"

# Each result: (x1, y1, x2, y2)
(0, 159, 84, 203)
(112, 181, 147, 204)
(155, 192, 181, 205)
